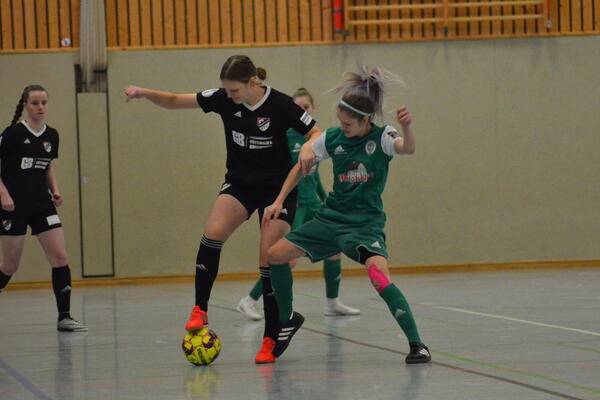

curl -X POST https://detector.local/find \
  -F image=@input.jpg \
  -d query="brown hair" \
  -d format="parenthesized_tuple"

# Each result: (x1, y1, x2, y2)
(11, 84, 47, 125)
(333, 66, 403, 121)
(292, 88, 314, 106)
(220, 55, 267, 83)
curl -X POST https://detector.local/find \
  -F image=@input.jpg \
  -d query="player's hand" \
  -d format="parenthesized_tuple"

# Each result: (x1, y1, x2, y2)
(123, 86, 146, 102)
(299, 142, 316, 175)
(0, 193, 15, 212)
(262, 202, 283, 228)
(52, 192, 63, 208)
(397, 106, 411, 129)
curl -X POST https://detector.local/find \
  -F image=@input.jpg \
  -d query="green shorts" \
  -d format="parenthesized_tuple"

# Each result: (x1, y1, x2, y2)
(285, 207, 388, 263)
(292, 202, 322, 230)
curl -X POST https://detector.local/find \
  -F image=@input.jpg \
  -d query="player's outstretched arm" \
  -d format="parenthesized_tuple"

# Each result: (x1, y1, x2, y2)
(394, 106, 416, 155)
(299, 125, 322, 175)
(123, 86, 198, 110)
(262, 163, 304, 227)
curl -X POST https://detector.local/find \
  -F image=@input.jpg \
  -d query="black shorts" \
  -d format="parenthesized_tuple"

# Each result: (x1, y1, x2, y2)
(218, 181, 297, 226)
(0, 204, 62, 236)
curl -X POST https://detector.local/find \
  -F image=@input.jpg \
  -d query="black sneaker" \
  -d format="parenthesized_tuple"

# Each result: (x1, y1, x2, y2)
(405, 343, 431, 364)
(273, 311, 304, 358)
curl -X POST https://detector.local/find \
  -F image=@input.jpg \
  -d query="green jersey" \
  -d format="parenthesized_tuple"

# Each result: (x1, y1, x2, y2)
(287, 128, 326, 206)
(312, 124, 402, 214)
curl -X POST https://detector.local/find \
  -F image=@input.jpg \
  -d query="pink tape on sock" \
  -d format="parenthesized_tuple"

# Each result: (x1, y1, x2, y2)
(367, 264, 391, 293)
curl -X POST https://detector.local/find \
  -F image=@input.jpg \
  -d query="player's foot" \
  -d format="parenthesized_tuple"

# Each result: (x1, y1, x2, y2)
(324, 298, 361, 316)
(273, 311, 304, 358)
(57, 317, 88, 332)
(405, 343, 431, 364)
(237, 296, 263, 321)
(185, 306, 208, 331)
(255, 337, 276, 364)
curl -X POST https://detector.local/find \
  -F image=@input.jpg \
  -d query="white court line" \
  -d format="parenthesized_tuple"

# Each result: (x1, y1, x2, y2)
(417, 303, 600, 337)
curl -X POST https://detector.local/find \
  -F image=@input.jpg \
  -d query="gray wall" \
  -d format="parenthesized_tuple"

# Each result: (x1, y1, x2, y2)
(2, 37, 599, 281)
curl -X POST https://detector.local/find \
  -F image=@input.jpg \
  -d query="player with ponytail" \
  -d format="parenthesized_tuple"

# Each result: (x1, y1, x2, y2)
(0, 85, 87, 332)
(237, 87, 359, 321)
(124, 55, 322, 363)
(262, 66, 431, 364)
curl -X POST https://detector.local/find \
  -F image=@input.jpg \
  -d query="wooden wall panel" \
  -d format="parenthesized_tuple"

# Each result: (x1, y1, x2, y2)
(2, 0, 600, 53)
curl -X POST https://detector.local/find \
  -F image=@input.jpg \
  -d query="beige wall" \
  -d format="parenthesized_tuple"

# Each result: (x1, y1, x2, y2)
(0, 53, 82, 281)
(2, 36, 599, 281)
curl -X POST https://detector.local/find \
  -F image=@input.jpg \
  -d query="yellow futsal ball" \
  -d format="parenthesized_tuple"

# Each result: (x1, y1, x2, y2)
(182, 328, 222, 366)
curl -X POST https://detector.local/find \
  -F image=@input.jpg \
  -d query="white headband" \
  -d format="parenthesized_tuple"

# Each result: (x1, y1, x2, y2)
(339, 100, 371, 117)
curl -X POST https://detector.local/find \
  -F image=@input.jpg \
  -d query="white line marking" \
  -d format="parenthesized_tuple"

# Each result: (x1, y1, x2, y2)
(419, 303, 600, 337)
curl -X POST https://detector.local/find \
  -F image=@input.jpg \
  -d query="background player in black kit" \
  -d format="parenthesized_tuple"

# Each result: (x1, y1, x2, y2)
(0, 85, 87, 332)
(124, 55, 321, 363)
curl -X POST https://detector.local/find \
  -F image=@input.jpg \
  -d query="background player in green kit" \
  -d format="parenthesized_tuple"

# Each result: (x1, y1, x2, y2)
(237, 88, 360, 321)
(261, 67, 431, 364)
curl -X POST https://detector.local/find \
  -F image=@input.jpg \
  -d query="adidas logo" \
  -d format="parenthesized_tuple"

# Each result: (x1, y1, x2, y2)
(234, 111, 242, 118)
(419, 348, 430, 357)
(371, 241, 381, 248)
(60, 285, 72, 293)
(281, 208, 288, 214)
(278, 326, 295, 341)
(394, 308, 406, 319)
(334, 274, 341, 281)
(196, 264, 208, 271)
(293, 143, 302, 152)
(24, 139, 31, 144)
(334, 145, 346, 155)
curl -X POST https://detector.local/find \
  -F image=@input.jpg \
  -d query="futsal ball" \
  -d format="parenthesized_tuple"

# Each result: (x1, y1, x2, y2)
(182, 328, 221, 366)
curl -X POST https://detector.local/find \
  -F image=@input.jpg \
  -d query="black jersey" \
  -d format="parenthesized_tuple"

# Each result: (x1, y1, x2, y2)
(0, 122, 59, 214)
(196, 86, 316, 188)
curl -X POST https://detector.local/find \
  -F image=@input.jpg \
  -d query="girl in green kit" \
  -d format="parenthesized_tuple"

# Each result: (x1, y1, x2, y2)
(260, 67, 430, 364)
(237, 88, 360, 321)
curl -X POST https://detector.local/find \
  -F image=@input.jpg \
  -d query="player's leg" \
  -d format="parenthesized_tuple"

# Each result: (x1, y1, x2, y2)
(0, 235, 26, 292)
(361, 251, 430, 364)
(36, 225, 87, 332)
(323, 253, 360, 316)
(254, 218, 297, 363)
(188, 193, 249, 331)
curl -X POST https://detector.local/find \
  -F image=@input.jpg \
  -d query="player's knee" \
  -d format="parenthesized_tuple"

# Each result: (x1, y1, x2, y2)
(0, 262, 19, 275)
(49, 250, 68, 267)
(367, 264, 391, 293)
(266, 244, 288, 265)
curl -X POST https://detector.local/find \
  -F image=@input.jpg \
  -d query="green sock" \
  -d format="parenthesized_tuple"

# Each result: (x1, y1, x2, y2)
(249, 279, 263, 301)
(379, 284, 422, 344)
(323, 259, 341, 299)
(269, 263, 293, 323)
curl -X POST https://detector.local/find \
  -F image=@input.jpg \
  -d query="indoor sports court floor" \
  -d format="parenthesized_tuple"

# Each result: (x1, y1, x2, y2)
(1, 268, 599, 400)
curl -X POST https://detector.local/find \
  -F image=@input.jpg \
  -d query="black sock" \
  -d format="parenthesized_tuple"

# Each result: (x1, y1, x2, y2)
(194, 236, 223, 311)
(260, 267, 280, 340)
(0, 269, 12, 292)
(52, 266, 71, 321)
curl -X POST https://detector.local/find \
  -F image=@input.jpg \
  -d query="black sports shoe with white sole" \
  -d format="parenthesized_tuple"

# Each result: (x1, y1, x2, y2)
(273, 311, 304, 358)
(405, 343, 431, 364)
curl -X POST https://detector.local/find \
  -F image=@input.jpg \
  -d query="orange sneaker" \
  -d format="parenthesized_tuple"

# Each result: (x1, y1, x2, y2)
(254, 337, 276, 364)
(185, 306, 208, 331)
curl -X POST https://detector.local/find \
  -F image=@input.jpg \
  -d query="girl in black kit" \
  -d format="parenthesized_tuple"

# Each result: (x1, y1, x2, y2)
(0, 85, 87, 332)
(124, 55, 320, 363)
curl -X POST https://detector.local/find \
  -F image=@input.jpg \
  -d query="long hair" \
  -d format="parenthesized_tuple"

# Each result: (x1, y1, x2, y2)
(11, 85, 47, 126)
(219, 55, 267, 83)
(332, 66, 404, 122)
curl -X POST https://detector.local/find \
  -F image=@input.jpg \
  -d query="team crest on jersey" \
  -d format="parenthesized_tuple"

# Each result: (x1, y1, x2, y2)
(257, 117, 270, 132)
(43, 141, 52, 153)
(365, 141, 376, 155)
(2, 220, 11, 231)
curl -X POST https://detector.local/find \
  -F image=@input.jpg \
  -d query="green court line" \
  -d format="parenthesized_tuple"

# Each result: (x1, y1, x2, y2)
(553, 343, 600, 354)
(433, 349, 600, 395)
(295, 291, 321, 300)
